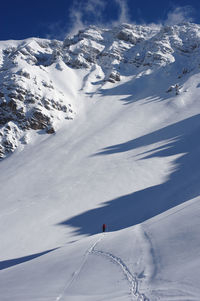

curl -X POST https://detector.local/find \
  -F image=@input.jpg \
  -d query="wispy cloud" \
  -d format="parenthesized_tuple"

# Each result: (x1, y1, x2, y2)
(45, 1, 196, 41)
(68, 7, 85, 35)
(165, 6, 194, 25)
(84, 0, 106, 16)
(68, 0, 107, 35)
(113, 0, 130, 24)
(68, 0, 131, 36)
(44, 0, 132, 39)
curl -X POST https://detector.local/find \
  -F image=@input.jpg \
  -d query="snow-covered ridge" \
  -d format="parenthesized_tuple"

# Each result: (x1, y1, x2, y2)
(2, 22, 200, 301)
(0, 38, 76, 158)
(1, 22, 200, 158)
(63, 22, 200, 71)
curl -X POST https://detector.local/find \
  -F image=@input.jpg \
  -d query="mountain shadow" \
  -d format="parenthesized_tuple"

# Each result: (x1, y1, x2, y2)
(58, 114, 200, 235)
(98, 66, 196, 104)
(0, 248, 58, 271)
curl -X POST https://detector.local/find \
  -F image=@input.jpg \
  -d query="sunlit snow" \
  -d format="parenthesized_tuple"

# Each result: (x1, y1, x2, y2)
(1, 23, 200, 300)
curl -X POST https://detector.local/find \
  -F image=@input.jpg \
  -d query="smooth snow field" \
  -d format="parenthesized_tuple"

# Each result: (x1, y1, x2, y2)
(1, 63, 200, 301)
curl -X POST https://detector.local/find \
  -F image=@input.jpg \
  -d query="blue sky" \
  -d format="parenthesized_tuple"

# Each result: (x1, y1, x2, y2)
(1, 0, 200, 41)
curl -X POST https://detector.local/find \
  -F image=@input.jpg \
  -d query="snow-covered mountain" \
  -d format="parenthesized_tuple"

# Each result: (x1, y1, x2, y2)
(1, 22, 200, 158)
(1, 22, 200, 300)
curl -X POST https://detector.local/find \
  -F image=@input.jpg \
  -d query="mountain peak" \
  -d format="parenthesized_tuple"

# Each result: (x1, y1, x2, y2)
(0, 22, 200, 158)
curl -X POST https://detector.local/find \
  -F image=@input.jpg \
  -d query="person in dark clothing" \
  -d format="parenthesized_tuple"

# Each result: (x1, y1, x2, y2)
(102, 223, 106, 232)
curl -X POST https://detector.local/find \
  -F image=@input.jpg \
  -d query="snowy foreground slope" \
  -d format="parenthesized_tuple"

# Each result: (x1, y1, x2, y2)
(1, 23, 200, 300)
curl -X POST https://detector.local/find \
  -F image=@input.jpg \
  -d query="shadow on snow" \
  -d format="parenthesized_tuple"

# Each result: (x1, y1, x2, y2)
(94, 66, 196, 104)
(0, 248, 58, 271)
(58, 114, 200, 235)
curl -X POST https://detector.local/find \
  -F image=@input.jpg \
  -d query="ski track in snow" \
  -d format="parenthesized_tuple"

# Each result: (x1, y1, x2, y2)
(56, 233, 149, 301)
(91, 249, 149, 301)
(55, 235, 104, 301)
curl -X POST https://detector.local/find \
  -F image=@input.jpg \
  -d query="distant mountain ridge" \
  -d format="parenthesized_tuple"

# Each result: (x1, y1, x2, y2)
(0, 22, 200, 158)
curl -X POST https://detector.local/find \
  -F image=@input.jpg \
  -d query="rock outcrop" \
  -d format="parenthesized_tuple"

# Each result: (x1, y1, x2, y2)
(1, 22, 200, 158)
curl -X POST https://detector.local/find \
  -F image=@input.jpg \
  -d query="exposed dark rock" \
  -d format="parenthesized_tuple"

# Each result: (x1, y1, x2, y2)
(116, 30, 138, 44)
(29, 110, 51, 130)
(18, 70, 31, 79)
(7, 99, 17, 112)
(46, 126, 55, 134)
(108, 71, 121, 83)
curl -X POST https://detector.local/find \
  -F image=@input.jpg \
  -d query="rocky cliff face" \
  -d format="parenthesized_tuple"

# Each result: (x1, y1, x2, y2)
(1, 22, 200, 158)
(63, 22, 200, 72)
(0, 39, 75, 158)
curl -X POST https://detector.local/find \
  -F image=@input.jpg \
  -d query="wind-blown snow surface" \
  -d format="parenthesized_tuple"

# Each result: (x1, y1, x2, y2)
(1, 23, 200, 300)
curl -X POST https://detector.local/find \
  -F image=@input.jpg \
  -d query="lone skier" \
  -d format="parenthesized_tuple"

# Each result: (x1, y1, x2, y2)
(102, 223, 106, 232)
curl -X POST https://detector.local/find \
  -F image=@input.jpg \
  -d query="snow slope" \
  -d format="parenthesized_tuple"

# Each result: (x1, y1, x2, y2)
(1, 23, 200, 300)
